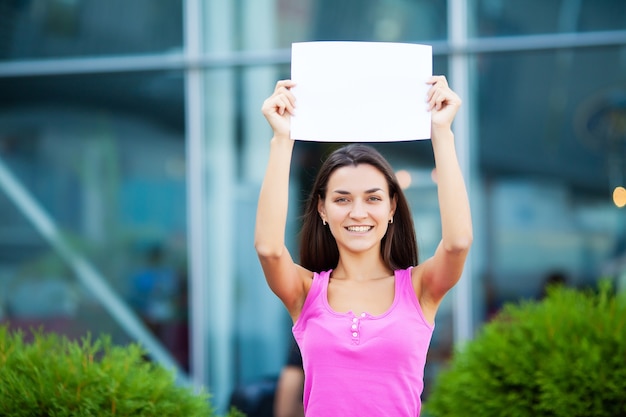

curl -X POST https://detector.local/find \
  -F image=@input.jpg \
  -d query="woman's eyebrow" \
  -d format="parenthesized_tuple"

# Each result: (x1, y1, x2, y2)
(331, 187, 383, 194)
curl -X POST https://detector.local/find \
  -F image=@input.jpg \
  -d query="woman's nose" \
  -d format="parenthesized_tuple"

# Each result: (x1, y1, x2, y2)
(350, 200, 367, 218)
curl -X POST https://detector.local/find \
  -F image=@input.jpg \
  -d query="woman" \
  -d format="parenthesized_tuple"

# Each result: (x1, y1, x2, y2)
(255, 76, 472, 416)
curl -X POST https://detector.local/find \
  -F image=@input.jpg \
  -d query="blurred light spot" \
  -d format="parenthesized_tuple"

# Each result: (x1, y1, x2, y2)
(396, 170, 412, 190)
(375, 18, 401, 41)
(430, 168, 438, 185)
(613, 186, 626, 208)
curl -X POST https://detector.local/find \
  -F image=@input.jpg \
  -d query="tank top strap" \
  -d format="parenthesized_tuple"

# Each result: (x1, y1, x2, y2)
(395, 266, 418, 308)
(394, 266, 414, 294)
(310, 269, 331, 297)
(296, 269, 332, 328)
(395, 266, 434, 329)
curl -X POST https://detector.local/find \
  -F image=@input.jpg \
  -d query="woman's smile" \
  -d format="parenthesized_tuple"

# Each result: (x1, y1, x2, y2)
(346, 225, 373, 233)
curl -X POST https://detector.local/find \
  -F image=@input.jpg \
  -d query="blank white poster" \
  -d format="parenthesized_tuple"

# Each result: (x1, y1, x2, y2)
(290, 41, 432, 142)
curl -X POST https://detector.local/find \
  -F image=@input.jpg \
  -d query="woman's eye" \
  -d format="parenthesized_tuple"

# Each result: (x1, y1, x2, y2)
(368, 196, 382, 202)
(334, 197, 348, 203)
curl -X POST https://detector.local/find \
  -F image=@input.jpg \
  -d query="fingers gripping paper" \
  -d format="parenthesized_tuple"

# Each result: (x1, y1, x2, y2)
(290, 41, 432, 142)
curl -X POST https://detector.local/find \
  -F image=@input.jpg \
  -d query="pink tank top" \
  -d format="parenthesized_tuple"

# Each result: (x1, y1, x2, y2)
(292, 267, 434, 417)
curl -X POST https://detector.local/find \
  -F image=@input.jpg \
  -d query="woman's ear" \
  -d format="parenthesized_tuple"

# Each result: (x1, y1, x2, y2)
(317, 195, 326, 221)
(390, 195, 397, 218)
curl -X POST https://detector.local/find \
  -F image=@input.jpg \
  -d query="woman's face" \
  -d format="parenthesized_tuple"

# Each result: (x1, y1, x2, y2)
(318, 163, 396, 255)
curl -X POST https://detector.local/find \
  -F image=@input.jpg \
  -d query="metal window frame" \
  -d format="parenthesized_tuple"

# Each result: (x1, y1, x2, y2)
(1, 29, 625, 78)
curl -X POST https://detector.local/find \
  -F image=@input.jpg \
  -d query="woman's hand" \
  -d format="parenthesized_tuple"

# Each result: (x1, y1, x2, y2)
(261, 79, 297, 139)
(426, 75, 461, 131)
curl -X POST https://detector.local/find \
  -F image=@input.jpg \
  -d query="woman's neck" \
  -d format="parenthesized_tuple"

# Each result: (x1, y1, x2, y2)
(332, 253, 392, 282)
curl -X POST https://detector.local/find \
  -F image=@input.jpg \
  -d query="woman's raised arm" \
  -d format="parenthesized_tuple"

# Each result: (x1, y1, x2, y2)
(416, 76, 473, 310)
(255, 80, 309, 317)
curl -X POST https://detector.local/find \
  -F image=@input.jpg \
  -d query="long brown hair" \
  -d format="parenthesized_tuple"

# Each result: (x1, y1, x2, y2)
(299, 144, 419, 272)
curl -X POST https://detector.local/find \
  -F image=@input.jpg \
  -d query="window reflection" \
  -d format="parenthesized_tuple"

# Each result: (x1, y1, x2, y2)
(276, 0, 448, 48)
(474, 0, 626, 37)
(0, 71, 188, 370)
(476, 45, 626, 323)
(0, 0, 183, 61)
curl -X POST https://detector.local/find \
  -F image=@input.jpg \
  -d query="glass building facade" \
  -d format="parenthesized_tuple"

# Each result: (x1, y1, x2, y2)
(0, 0, 624, 412)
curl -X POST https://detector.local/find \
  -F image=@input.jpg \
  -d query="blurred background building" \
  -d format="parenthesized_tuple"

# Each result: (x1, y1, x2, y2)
(0, 0, 624, 412)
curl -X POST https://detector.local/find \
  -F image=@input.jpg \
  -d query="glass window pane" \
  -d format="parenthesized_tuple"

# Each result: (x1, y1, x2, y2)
(0, 70, 188, 370)
(478, 47, 623, 188)
(277, 0, 448, 48)
(475, 45, 626, 319)
(473, 0, 626, 37)
(0, 1, 183, 61)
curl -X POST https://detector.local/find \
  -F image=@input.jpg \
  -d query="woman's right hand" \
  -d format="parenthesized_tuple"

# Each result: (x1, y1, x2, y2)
(261, 79, 297, 139)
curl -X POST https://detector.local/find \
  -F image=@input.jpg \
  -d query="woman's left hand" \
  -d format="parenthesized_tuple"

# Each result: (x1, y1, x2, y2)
(426, 75, 462, 130)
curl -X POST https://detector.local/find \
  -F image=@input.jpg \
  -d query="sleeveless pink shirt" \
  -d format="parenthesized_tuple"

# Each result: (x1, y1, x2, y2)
(292, 267, 434, 417)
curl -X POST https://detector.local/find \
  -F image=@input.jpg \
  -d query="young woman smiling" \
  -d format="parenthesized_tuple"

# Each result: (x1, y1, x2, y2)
(255, 75, 472, 417)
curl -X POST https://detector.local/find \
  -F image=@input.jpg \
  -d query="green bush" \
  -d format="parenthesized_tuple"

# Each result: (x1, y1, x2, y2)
(0, 325, 244, 417)
(424, 282, 626, 417)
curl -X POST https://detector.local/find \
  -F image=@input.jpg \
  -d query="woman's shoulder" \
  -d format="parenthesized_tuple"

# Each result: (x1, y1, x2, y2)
(296, 266, 328, 293)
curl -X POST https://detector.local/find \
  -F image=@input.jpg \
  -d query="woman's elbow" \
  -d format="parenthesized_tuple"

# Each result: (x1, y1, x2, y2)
(254, 240, 284, 259)
(443, 234, 473, 254)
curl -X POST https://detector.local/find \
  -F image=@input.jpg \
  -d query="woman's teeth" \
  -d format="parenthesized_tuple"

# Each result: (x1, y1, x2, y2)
(347, 226, 372, 232)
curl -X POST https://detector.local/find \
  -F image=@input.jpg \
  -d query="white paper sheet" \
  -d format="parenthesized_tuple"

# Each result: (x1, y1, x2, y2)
(290, 41, 432, 142)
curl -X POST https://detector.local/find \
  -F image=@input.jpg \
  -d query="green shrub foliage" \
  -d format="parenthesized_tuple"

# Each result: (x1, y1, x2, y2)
(0, 326, 243, 417)
(424, 282, 626, 417)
